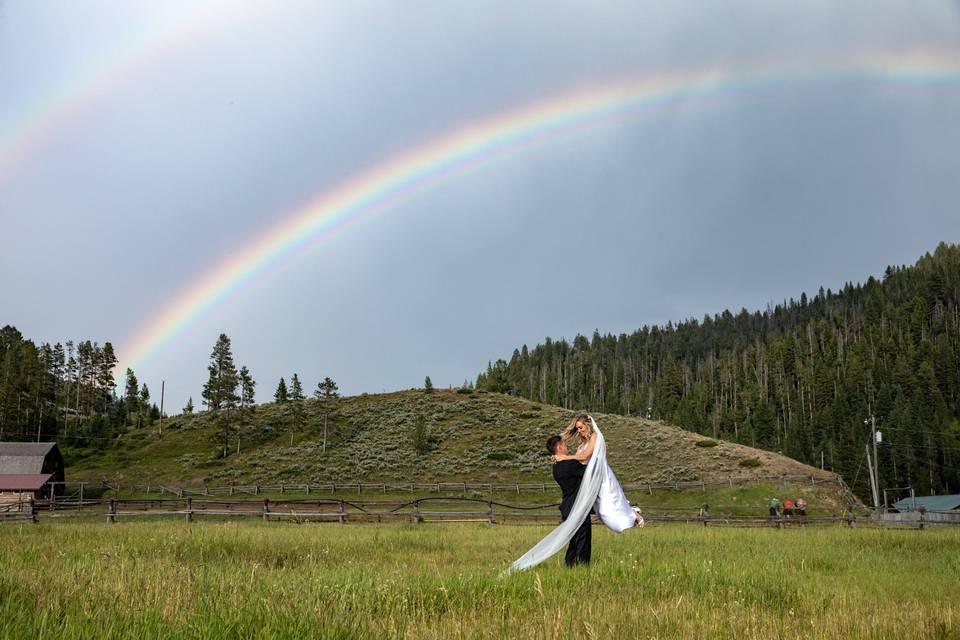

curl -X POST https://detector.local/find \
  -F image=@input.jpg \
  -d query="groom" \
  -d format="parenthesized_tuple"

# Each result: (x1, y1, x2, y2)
(546, 435, 591, 566)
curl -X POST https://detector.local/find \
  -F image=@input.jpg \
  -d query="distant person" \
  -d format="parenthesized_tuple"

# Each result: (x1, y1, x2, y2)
(783, 498, 794, 517)
(796, 498, 807, 517)
(768, 497, 781, 518)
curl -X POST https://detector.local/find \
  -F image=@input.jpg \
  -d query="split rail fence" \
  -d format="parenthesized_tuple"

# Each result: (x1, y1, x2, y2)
(46, 473, 847, 499)
(3, 495, 957, 529)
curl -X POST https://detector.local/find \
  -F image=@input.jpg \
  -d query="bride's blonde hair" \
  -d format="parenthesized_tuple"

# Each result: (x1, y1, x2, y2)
(562, 413, 592, 450)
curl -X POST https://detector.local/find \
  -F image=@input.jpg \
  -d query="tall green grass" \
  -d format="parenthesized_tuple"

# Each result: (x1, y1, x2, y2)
(1, 522, 957, 639)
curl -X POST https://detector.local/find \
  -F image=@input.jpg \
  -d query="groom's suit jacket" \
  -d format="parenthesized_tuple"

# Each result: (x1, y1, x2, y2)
(552, 460, 586, 520)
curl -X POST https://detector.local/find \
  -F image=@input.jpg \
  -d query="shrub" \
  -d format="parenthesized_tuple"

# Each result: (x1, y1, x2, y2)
(695, 440, 718, 448)
(487, 452, 513, 461)
(739, 457, 762, 468)
(456, 388, 473, 395)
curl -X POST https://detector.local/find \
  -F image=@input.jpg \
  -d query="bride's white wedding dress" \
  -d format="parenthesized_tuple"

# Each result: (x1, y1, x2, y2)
(508, 416, 637, 572)
(582, 437, 638, 533)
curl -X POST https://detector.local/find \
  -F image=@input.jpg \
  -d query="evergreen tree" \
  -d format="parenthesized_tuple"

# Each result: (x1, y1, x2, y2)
(274, 377, 288, 403)
(201, 334, 240, 412)
(123, 368, 139, 422)
(201, 333, 240, 457)
(424, 376, 434, 393)
(139, 384, 151, 427)
(289, 373, 305, 445)
(232, 366, 256, 455)
(183, 396, 194, 415)
(314, 377, 339, 454)
(239, 366, 256, 409)
(412, 413, 431, 455)
(0, 326, 127, 448)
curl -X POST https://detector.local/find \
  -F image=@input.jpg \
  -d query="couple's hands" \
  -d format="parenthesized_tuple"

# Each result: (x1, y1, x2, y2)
(550, 454, 568, 463)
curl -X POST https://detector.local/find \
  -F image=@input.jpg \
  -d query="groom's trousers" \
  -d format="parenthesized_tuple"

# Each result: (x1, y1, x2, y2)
(564, 514, 591, 566)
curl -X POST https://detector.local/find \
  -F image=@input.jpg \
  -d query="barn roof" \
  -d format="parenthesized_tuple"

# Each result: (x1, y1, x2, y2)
(891, 494, 960, 512)
(0, 442, 59, 475)
(0, 474, 53, 491)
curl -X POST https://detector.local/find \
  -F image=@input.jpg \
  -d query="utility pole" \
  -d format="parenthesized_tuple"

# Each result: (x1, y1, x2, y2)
(159, 380, 165, 439)
(865, 413, 881, 510)
(865, 444, 880, 509)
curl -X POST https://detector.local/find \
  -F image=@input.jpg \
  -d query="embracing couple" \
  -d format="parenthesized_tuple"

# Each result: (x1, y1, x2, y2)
(509, 413, 643, 572)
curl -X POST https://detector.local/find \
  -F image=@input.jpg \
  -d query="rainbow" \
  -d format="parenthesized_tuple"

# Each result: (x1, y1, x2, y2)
(0, 1, 260, 180)
(116, 49, 960, 375)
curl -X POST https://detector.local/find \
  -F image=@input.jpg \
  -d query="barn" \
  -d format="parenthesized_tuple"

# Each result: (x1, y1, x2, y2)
(0, 442, 65, 501)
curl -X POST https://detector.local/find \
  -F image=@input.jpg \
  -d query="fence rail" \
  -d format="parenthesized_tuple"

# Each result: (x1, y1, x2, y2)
(49, 474, 844, 499)
(4, 496, 957, 529)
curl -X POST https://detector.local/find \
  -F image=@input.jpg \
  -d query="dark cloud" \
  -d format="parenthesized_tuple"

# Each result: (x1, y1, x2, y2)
(1, 1, 958, 407)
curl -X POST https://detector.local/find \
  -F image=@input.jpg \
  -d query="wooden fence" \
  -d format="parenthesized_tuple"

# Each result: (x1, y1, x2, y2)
(4, 495, 957, 529)
(51, 473, 845, 500)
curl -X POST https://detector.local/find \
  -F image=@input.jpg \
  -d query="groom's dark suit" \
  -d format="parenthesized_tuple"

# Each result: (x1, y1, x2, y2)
(553, 460, 591, 566)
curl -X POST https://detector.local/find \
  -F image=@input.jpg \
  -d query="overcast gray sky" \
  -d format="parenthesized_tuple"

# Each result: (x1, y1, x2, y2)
(1, 1, 959, 409)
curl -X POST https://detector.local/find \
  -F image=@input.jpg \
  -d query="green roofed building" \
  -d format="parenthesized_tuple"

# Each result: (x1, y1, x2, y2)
(891, 494, 960, 513)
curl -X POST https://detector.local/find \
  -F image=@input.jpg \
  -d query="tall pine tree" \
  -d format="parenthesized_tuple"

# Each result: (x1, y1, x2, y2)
(201, 334, 240, 457)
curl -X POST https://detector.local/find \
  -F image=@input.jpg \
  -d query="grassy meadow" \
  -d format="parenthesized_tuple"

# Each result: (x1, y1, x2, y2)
(2, 521, 958, 639)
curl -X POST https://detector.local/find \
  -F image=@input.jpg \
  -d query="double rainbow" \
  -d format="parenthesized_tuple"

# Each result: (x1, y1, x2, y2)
(89, 49, 960, 375)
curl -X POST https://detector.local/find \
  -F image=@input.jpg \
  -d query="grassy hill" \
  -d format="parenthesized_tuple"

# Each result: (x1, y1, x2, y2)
(67, 389, 840, 493)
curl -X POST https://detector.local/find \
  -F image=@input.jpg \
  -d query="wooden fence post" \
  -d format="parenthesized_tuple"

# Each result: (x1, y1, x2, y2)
(185, 497, 193, 522)
(412, 500, 420, 525)
(338, 499, 346, 525)
(262, 498, 269, 522)
(107, 499, 116, 524)
(919, 509, 925, 530)
(29, 496, 37, 523)
(487, 500, 494, 525)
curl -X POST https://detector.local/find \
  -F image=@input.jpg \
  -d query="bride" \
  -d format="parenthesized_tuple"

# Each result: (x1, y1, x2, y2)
(552, 414, 643, 532)
(508, 413, 641, 572)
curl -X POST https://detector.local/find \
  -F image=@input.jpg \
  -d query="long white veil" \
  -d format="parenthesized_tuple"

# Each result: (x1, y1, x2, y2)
(507, 416, 606, 573)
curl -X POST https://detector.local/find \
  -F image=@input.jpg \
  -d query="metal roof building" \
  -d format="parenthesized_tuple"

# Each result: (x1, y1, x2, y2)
(891, 494, 960, 513)
(0, 442, 64, 497)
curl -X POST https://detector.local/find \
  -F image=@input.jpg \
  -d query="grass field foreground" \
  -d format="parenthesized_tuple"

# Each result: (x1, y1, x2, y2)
(2, 522, 958, 639)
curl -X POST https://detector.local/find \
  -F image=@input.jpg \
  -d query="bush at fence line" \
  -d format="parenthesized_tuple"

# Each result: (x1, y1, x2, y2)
(739, 458, 763, 468)
(695, 440, 719, 448)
